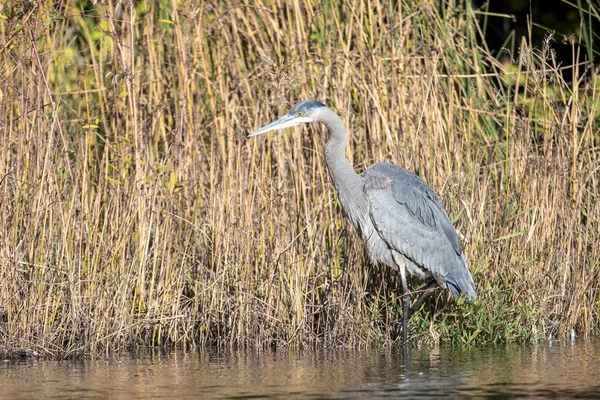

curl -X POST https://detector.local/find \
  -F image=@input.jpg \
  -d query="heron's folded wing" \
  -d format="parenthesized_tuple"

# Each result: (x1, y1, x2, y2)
(363, 167, 462, 276)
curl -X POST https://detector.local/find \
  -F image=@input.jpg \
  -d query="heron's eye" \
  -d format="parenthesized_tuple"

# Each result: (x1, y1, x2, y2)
(297, 111, 304, 117)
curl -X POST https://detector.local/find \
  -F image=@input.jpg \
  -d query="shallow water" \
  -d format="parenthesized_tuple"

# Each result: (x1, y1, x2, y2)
(1, 340, 599, 398)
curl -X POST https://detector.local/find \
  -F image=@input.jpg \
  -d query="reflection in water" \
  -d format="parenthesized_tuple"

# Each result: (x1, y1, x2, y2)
(1, 341, 599, 398)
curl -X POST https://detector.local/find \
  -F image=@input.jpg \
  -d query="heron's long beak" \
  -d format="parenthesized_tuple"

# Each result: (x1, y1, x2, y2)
(248, 114, 301, 137)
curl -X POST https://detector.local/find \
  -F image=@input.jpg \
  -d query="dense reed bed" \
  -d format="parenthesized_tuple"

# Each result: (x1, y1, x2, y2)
(0, 0, 599, 357)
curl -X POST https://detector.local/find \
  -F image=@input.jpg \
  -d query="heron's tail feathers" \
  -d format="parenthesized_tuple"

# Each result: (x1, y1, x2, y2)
(443, 255, 477, 299)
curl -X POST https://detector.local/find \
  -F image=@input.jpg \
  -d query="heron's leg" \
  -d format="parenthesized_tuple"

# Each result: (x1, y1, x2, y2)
(406, 280, 439, 321)
(399, 264, 411, 345)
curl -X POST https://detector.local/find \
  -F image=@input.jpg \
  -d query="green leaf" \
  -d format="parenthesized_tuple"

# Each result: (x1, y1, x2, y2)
(493, 231, 524, 241)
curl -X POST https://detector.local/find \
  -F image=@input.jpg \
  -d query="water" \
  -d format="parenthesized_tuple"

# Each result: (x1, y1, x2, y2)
(1, 341, 599, 398)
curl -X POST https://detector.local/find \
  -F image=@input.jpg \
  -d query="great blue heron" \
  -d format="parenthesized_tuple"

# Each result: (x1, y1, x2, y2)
(249, 100, 477, 344)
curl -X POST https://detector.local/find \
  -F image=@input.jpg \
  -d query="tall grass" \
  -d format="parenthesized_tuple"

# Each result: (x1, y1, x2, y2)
(0, 0, 598, 357)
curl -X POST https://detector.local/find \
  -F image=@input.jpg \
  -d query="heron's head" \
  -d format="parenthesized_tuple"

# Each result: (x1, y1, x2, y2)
(248, 100, 327, 137)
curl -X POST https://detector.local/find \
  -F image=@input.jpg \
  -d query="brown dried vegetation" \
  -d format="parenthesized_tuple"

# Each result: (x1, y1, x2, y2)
(0, 0, 598, 357)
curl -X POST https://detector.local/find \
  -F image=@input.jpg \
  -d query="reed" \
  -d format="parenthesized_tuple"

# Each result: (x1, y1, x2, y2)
(0, 0, 598, 357)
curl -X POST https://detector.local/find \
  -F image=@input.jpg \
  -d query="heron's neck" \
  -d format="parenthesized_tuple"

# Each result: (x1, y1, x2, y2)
(319, 108, 363, 200)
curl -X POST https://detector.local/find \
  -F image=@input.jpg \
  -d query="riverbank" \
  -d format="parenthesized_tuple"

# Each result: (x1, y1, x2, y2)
(0, 0, 598, 357)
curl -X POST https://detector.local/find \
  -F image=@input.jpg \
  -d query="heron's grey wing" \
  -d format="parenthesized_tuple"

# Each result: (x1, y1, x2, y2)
(363, 164, 476, 298)
(391, 172, 463, 257)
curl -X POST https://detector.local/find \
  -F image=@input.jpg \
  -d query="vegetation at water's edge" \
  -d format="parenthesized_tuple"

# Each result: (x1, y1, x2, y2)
(0, 0, 598, 358)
